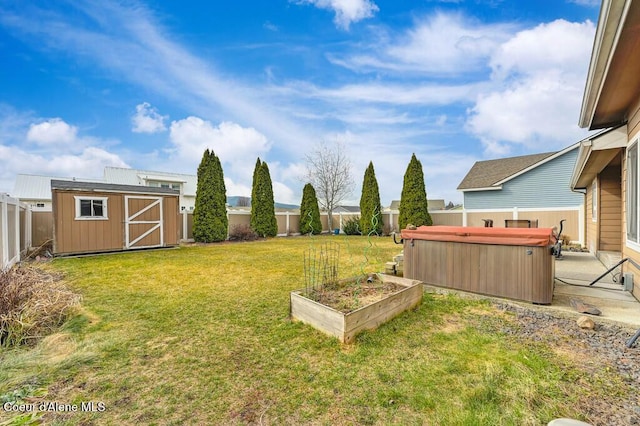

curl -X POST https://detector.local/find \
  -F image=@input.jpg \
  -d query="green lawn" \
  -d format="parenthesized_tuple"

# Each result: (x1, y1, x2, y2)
(0, 236, 623, 425)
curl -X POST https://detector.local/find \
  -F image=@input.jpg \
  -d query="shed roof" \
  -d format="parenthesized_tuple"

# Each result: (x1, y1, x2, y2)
(457, 152, 555, 190)
(51, 180, 179, 196)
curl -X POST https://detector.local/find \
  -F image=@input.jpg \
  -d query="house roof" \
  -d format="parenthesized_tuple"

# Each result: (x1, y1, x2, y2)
(457, 152, 555, 191)
(580, 0, 640, 129)
(51, 179, 179, 195)
(12, 174, 105, 200)
(570, 125, 627, 189)
(103, 167, 197, 196)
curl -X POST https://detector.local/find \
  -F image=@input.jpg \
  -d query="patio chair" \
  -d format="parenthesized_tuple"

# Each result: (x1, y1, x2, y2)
(482, 219, 493, 227)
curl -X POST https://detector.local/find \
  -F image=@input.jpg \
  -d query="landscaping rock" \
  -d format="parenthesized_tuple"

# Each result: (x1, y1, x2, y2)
(570, 298, 602, 316)
(577, 316, 596, 330)
(493, 301, 640, 426)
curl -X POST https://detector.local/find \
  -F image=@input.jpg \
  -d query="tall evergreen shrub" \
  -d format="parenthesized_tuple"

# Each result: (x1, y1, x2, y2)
(299, 183, 322, 235)
(399, 153, 432, 230)
(193, 149, 228, 242)
(251, 160, 278, 237)
(359, 161, 383, 235)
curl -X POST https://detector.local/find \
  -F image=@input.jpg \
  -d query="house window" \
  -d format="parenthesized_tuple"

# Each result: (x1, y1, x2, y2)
(147, 180, 181, 191)
(592, 180, 598, 222)
(74, 196, 108, 220)
(628, 142, 638, 244)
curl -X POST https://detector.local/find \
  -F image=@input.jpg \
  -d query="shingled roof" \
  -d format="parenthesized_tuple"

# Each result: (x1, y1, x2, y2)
(457, 151, 556, 190)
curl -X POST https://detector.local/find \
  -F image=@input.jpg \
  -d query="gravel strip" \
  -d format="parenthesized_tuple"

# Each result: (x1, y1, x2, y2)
(493, 301, 640, 426)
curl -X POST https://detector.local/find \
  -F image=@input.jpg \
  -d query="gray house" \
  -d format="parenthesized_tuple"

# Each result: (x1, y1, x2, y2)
(457, 143, 584, 244)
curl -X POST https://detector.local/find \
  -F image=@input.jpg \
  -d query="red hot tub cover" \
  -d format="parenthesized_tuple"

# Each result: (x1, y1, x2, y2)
(400, 226, 554, 247)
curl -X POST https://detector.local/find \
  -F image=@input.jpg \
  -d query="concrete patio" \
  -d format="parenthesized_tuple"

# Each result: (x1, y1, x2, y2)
(552, 251, 640, 328)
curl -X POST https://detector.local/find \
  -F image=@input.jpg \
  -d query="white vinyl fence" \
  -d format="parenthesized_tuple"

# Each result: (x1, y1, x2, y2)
(1, 194, 31, 270)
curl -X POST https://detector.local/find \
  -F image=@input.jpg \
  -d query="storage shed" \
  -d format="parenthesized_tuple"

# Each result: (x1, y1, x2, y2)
(401, 226, 555, 304)
(51, 180, 180, 255)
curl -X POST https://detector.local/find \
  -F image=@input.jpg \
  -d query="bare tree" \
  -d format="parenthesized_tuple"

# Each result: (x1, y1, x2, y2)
(304, 141, 354, 231)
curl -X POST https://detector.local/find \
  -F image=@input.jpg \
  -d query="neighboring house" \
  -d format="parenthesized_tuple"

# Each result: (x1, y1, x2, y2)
(12, 174, 104, 211)
(570, 0, 640, 300)
(103, 167, 196, 212)
(457, 143, 585, 244)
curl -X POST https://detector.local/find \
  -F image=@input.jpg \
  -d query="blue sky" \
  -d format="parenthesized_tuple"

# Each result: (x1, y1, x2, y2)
(0, 0, 600, 205)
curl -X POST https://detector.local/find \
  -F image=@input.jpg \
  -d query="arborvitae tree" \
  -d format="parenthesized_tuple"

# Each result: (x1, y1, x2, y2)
(251, 160, 278, 237)
(193, 149, 228, 242)
(399, 153, 432, 230)
(359, 161, 383, 235)
(250, 157, 262, 231)
(299, 183, 322, 235)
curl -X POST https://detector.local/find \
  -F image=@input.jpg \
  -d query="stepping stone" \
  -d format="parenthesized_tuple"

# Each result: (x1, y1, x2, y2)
(570, 299, 602, 316)
(548, 419, 592, 426)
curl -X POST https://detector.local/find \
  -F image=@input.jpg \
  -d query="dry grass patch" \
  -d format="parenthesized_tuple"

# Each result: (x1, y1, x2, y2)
(0, 265, 81, 347)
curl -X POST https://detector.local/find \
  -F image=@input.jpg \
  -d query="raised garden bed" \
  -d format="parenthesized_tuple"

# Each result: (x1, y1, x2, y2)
(290, 273, 422, 343)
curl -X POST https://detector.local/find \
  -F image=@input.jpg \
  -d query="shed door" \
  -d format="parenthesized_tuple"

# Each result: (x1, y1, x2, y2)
(124, 196, 164, 249)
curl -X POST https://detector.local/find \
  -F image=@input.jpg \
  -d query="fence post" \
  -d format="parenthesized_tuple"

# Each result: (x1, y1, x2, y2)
(1, 196, 7, 268)
(13, 199, 19, 259)
(286, 211, 290, 235)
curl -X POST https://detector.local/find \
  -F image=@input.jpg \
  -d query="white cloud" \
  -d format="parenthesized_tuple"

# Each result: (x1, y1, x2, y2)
(169, 117, 270, 167)
(224, 177, 252, 198)
(132, 102, 167, 133)
(568, 0, 600, 6)
(329, 12, 513, 74)
(26, 118, 78, 145)
(295, 0, 379, 30)
(263, 21, 278, 32)
(279, 80, 482, 105)
(0, 111, 129, 193)
(272, 180, 297, 204)
(386, 13, 512, 74)
(466, 19, 595, 155)
(0, 144, 128, 193)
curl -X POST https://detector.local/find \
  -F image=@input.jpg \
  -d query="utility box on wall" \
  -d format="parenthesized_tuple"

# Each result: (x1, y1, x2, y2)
(624, 272, 634, 292)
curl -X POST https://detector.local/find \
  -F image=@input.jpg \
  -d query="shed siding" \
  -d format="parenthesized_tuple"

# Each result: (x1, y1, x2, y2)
(53, 190, 179, 255)
(54, 191, 124, 254)
(463, 148, 582, 209)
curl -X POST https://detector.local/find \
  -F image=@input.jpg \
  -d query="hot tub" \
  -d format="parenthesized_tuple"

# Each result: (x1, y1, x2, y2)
(401, 226, 555, 304)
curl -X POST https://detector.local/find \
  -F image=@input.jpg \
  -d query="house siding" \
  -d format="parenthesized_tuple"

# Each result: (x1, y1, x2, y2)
(624, 124, 640, 301)
(463, 148, 583, 209)
(599, 163, 622, 252)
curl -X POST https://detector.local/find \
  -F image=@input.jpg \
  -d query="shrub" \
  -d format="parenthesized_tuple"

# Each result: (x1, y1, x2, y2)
(228, 224, 258, 241)
(342, 216, 362, 235)
(193, 149, 228, 242)
(299, 183, 322, 235)
(0, 266, 81, 347)
(359, 161, 383, 235)
(399, 153, 432, 229)
(251, 160, 278, 237)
